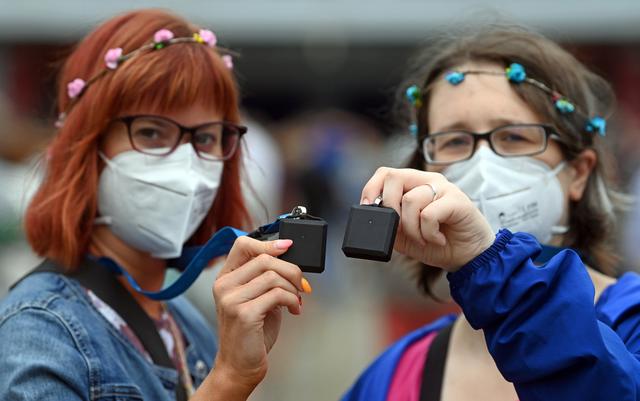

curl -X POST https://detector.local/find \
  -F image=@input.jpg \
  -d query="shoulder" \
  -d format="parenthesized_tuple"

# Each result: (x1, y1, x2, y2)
(0, 269, 109, 369)
(0, 270, 97, 356)
(0, 273, 94, 398)
(1, 270, 88, 321)
(596, 271, 640, 326)
(341, 314, 456, 401)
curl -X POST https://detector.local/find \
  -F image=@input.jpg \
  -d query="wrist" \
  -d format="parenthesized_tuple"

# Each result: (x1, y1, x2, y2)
(448, 229, 513, 278)
(448, 233, 496, 273)
(200, 361, 263, 401)
(448, 229, 497, 273)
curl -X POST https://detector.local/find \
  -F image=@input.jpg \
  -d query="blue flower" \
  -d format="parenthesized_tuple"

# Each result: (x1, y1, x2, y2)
(445, 71, 465, 85)
(555, 98, 575, 114)
(405, 85, 422, 107)
(586, 116, 606, 137)
(506, 63, 527, 83)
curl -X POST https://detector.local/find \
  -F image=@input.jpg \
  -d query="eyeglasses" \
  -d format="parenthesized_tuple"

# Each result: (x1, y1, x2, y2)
(421, 123, 561, 164)
(114, 115, 247, 161)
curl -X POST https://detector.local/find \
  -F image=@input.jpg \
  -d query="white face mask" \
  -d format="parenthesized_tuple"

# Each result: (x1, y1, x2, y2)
(97, 144, 223, 258)
(443, 146, 568, 243)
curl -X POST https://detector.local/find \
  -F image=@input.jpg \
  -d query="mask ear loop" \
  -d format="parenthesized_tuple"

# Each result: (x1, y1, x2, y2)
(94, 216, 113, 225)
(547, 161, 570, 236)
(551, 225, 569, 235)
(550, 161, 567, 177)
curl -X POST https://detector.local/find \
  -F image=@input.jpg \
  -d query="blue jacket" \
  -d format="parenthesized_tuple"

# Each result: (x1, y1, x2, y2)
(0, 271, 217, 400)
(342, 230, 640, 401)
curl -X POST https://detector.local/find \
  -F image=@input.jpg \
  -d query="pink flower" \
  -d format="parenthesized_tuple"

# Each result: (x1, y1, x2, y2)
(154, 29, 174, 43)
(198, 29, 217, 47)
(67, 78, 86, 99)
(104, 47, 123, 70)
(222, 55, 233, 70)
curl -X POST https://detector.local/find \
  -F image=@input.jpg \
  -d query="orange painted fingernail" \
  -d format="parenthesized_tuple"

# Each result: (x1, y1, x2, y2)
(301, 277, 312, 294)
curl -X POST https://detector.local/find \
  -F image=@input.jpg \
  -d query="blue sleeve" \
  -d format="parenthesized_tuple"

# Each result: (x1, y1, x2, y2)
(447, 230, 640, 401)
(0, 308, 87, 400)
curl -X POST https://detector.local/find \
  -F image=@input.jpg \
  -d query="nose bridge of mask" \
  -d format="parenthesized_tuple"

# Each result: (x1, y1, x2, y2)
(479, 149, 562, 196)
(443, 146, 506, 201)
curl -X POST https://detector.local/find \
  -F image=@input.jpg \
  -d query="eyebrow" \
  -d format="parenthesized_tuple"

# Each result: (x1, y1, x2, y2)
(142, 117, 172, 128)
(433, 117, 537, 133)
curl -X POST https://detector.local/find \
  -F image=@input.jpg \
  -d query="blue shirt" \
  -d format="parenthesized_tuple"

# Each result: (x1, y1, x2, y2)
(0, 271, 217, 400)
(343, 230, 640, 401)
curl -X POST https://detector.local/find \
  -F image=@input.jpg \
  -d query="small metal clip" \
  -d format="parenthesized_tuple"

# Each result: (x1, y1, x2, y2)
(290, 205, 308, 218)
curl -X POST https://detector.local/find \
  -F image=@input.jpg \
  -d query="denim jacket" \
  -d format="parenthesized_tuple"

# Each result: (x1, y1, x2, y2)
(0, 270, 217, 400)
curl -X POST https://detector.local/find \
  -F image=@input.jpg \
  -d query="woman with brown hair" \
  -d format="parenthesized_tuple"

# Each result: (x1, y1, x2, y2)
(0, 9, 309, 401)
(342, 25, 640, 401)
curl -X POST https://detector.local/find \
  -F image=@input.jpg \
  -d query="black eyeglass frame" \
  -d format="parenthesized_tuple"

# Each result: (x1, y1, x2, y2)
(114, 114, 248, 161)
(419, 123, 563, 165)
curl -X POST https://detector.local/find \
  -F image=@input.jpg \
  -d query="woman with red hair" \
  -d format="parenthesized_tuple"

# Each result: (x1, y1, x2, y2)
(0, 9, 307, 400)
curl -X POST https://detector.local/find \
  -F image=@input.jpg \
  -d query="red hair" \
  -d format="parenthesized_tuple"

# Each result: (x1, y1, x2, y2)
(25, 9, 250, 269)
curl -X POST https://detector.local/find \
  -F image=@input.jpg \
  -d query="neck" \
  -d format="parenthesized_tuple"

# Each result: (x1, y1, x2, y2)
(544, 234, 616, 301)
(88, 224, 166, 319)
(453, 315, 490, 355)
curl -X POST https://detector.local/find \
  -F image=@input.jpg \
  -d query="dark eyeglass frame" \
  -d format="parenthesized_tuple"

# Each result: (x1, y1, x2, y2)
(114, 114, 248, 161)
(420, 123, 563, 165)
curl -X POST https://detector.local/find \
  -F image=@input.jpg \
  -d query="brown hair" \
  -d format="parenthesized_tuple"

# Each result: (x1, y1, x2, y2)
(399, 24, 627, 295)
(25, 9, 250, 269)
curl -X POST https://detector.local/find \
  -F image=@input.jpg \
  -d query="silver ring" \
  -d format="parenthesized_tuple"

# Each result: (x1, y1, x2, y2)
(425, 183, 437, 201)
(373, 195, 383, 206)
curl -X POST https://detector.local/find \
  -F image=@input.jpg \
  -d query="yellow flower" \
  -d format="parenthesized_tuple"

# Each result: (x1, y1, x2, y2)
(193, 33, 205, 44)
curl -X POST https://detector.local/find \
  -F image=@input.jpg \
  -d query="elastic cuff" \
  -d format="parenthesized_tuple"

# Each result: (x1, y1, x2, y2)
(447, 229, 513, 290)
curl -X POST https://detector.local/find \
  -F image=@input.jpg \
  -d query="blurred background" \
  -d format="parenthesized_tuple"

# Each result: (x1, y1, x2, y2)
(1, 1, 640, 400)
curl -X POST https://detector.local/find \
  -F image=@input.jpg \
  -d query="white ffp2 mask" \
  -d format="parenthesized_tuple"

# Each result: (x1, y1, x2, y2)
(97, 144, 223, 258)
(443, 147, 568, 243)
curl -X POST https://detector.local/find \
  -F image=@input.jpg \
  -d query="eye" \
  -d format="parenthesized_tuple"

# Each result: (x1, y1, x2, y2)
(443, 137, 468, 146)
(436, 133, 472, 150)
(136, 128, 162, 140)
(502, 132, 531, 142)
(194, 132, 218, 145)
(131, 125, 175, 149)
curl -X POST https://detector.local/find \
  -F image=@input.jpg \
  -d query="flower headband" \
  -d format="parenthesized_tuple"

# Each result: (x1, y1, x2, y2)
(56, 28, 235, 128)
(405, 62, 607, 138)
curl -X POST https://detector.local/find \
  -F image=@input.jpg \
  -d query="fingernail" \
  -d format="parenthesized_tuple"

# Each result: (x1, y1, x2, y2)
(301, 277, 313, 294)
(361, 198, 369, 205)
(275, 239, 293, 250)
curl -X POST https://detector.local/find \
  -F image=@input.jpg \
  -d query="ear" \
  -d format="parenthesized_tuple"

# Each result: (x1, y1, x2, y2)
(568, 149, 597, 201)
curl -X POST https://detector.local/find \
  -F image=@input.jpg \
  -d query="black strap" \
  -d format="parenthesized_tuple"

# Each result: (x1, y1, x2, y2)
(14, 259, 188, 401)
(419, 323, 454, 401)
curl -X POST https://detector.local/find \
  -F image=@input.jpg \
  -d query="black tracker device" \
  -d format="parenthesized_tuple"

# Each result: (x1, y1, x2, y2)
(342, 197, 399, 262)
(248, 206, 327, 273)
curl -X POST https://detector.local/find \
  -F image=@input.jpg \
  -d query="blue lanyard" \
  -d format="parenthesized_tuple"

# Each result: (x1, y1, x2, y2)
(94, 216, 286, 301)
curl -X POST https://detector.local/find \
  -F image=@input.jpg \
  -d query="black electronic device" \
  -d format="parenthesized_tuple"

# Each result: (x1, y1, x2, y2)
(249, 206, 327, 273)
(342, 198, 399, 262)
